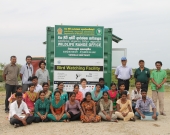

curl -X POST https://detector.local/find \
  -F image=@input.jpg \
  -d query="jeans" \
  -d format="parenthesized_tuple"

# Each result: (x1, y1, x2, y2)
(10, 116, 34, 126)
(5, 84, 16, 110)
(135, 111, 159, 118)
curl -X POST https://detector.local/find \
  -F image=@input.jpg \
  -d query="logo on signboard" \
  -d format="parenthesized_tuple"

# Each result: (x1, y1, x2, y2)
(57, 28, 63, 34)
(57, 60, 61, 64)
(76, 73, 81, 79)
(96, 28, 102, 35)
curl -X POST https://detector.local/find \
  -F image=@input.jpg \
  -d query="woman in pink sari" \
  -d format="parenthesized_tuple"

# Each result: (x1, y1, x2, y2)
(24, 83, 38, 115)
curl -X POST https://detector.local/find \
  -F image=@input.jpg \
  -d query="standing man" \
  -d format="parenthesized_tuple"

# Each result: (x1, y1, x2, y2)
(3, 56, 20, 113)
(134, 60, 150, 91)
(20, 56, 34, 93)
(115, 57, 133, 91)
(151, 61, 167, 116)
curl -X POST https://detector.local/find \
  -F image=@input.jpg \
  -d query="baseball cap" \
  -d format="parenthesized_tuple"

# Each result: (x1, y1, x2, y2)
(121, 57, 127, 61)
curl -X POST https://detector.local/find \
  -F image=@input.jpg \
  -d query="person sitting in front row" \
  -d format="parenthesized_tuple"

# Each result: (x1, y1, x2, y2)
(135, 89, 158, 120)
(9, 92, 34, 128)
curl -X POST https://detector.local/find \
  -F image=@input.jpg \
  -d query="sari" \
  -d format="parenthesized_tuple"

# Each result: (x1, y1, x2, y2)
(47, 99, 67, 122)
(51, 89, 68, 102)
(91, 90, 103, 102)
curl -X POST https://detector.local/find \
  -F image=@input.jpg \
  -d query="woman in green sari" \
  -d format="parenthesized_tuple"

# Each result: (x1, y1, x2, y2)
(34, 91, 50, 123)
(47, 91, 67, 122)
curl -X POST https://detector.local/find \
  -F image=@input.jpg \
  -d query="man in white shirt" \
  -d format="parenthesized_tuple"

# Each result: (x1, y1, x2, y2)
(115, 57, 133, 91)
(32, 76, 43, 93)
(9, 92, 34, 128)
(131, 81, 142, 113)
(20, 56, 34, 93)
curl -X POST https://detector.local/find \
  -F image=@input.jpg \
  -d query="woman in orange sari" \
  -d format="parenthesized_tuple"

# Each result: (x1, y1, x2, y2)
(81, 92, 101, 123)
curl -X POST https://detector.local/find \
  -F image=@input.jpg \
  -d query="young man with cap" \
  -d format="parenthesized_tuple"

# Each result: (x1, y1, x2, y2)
(115, 57, 133, 91)
(134, 60, 150, 91)
(20, 56, 34, 93)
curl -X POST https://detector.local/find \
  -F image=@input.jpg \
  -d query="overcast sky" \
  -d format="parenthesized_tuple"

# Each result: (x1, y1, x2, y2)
(0, 0, 170, 69)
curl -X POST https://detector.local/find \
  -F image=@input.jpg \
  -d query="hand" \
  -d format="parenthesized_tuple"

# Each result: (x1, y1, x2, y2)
(106, 115, 111, 121)
(57, 115, 62, 121)
(22, 119, 27, 126)
(141, 114, 145, 119)
(66, 112, 71, 118)
(156, 84, 161, 89)
(152, 114, 157, 120)
(121, 113, 126, 117)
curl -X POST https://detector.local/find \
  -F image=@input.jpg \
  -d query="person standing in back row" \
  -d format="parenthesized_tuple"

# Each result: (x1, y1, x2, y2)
(115, 57, 133, 91)
(3, 56, 20, 113)
(151, 61, 167, 116)
(134, 60, 150, 91)
(20, 56, 34, 93)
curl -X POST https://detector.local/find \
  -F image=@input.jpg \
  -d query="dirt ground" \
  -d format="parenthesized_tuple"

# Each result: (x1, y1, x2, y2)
(0, 91, 170, 135)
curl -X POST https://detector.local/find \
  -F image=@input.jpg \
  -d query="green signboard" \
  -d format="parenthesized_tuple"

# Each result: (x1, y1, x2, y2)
(55, 25, 104, 58)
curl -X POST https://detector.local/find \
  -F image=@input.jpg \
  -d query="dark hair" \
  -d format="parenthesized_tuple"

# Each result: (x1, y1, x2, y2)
(54, 91, 61, 96)
(15, 92, 22, 97)
(28, 83, 35, 88)
(110, 83, 116, 87)
(139, 60, 144, 63)
(69, 92, 76, 97)
(10, 56, 16, 60)
(42, 82, 49, 87)
(31, 76, 38, 81)
(141, 89, 147, 93)
(96, 83, 101, 87)
(80, 78, 87, 83)
(99, 78, 104, 82)
(16, 85, 22, 90)
(135, 81, 141, 84)
(74, 84, 79, 88)
(26, 55, 32, 60)
(155, 61, 162, 66)
(81, 92, 91, 104)
(121, 91, 127, 96)
(119, 82, 125, 88)
(39, 60, 46, 68)
(58, 82, 63, 86)
(39, 91, 45, 96)
(103, 91, 109, 96)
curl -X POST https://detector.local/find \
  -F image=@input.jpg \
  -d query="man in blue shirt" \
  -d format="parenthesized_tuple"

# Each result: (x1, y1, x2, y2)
(93, 78, 109, 92)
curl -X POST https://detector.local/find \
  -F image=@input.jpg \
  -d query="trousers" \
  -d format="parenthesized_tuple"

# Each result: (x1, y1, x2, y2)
(47, 113, 67, 122)
(115, 111, 134, 121)
(98, 112, 117, 121)
(68, 112, 81, 121)
(10, 116, 34, 126)
(152, 91, 164, 113)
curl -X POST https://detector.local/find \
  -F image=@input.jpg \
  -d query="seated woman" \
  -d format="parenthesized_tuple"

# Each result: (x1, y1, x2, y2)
(52, 82, 68, 102)
(117, 82, 130, 99)
(24, 83, 38, 115)
(65, 92, 84, 121)
(115, 91, 135, 122)
(73, 84, 83, 102)
(47, 91, 67, 122)
(81, 92, 101, 123)
(91, 84, 103, 113)
(108, 83, 118, 111)
(42, 82, 52, 100)
(34, 91, 50, 123)
(98, 92, 118, 122)
(8, 85, 23, 103)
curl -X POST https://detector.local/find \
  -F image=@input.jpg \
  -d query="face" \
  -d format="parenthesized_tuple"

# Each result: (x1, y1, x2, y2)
(40, 63, 45, 69)
(43, 85, 48, 91)
(121, 94, 127, 100)
(99, 80, 104, 86)
(58, 83, 64, 90)
(55, 92, 61, 100)
(103, 93, 108, 99)
(74, 86, 79, 93)
(40, 92, 45, 100)
(141, 92, 147, 98)
(81, 81, 87, 87)
(156, 63, 161, 70)
(86, 95, 91, 101)
(16, 96, 23, 102)
(121, 60, 127, 65)
(96, 85, 101, 91)
(32, 79, 38, 85)
(17, 87, 22, 93)
(119, 85, 125, 91)
(11, 57, 16, 64)
(70, 94, 76, 101)
(29, 86, 35, 92)
(139, 62, 144, 68)
(26, 57, 32, 64)
(136, 82, 141, 89)
(111, 85, 116, 90)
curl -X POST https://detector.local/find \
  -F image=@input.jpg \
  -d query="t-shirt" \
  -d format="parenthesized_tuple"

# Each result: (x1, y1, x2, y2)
(34, 84, 43, 93)
(65, 100, 81, 115)
(79, 86, 91, 98)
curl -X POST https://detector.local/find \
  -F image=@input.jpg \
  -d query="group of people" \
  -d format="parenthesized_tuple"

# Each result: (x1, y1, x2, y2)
(2, 55, 167, 128)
